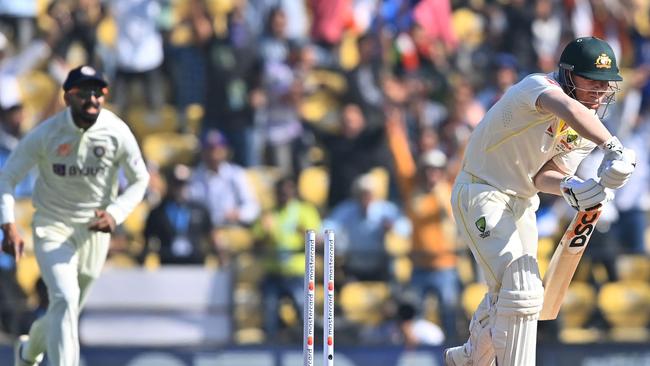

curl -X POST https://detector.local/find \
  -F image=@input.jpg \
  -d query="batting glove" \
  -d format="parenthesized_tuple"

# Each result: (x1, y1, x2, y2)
(598, 136, 636, 189)
(560, 176, 614, 211)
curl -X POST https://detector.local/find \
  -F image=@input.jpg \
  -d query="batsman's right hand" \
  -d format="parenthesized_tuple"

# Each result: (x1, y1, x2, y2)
(560, 176, 614, 211)
(1, 223, 24, 262)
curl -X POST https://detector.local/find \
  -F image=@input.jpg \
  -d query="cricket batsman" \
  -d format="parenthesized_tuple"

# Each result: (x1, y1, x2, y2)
(444, 37, 636, 365)
(0, 65, 150, 366)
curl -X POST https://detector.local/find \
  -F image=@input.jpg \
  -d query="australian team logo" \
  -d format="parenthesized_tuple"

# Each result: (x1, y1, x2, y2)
(595, 53, 612, 69)
(475, 217, 491, 238)
(547, 120, 580, 152)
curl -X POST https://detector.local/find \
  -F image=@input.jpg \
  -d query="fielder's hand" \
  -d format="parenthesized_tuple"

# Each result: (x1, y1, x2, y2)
(560, 176, 614, 211)
(89, 210, 116, 233)
(598, 136, 636, 189)
(1, 223, 25, 262)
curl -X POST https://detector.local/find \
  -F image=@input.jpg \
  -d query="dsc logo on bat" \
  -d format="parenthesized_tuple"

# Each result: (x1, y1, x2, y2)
(567, 209, 601, 254)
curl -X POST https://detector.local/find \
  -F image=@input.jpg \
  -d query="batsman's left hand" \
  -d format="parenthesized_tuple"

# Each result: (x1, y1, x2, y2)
(89, 210, 116, 233)
(598, 148, 636, 189)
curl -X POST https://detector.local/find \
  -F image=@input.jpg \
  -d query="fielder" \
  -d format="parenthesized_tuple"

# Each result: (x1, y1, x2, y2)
(0, 65, 150, 366)
(444, 37, 636, 365)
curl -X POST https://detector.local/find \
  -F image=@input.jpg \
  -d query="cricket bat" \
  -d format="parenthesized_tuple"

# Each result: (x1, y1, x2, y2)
(539, 204, 603, 320)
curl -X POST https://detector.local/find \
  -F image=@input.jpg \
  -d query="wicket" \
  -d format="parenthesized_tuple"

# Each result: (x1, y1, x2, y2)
(303, 229, 335, 366)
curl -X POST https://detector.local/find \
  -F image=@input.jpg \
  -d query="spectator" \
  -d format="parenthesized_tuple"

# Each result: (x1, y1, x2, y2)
(260, 60, 303, 176)
(187, 129, 260, 264)
(196, 2, 264, 167)
(396, 300, 445, 347)
(109, 0, 165, 119)
(0, 0, 37, 50)
(386, 112, 461, 342)
(476, 53, 520, 110)
(0, 92, 35, 198)
(163, 0, 207, 133)
(253, 175, 321, 340)
(324, 173, 411, 282)
(143, 164, 214, 265)
(316, 104, 389, 208)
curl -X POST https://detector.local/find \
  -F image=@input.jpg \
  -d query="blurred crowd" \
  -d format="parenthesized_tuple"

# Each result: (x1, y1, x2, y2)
(1, 0, 650, 347)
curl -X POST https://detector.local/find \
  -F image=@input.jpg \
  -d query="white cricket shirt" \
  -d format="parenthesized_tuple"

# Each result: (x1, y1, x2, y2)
(462, 73, 596, 198)
(0, 108, 150, 225)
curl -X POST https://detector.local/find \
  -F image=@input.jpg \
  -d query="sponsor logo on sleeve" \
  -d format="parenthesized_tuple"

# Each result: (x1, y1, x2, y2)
(57, 143, 72, 157)
(475, 216, 491, 238)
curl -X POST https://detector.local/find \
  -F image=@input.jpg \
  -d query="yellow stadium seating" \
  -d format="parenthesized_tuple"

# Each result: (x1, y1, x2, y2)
(461, 282, 488, 320)
(16, 254, 40, 297)
(558, 282, 601, 343)
(141, 132, 199, 168)
(216, 226, 255, 254)
(18, 70, 58, 130)
(616, 254, 650, 282)
(456, 253, 476, 285)
(126, 104, 179, 141)
(297, 166, 329, 209)
(392, 256, 413, 284)
(384, 230, 411, 257)
(340, 281, 390, 326)
(245, 166, 281, 211)
(14, 199, 35, 251)
(367, 167, 389, 201)
(121, 201, 149, 240)
(598, 281, 650, 342)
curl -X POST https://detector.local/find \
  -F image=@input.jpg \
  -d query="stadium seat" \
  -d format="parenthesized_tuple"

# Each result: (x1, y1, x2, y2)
(367, 166, 389, 201)
(392, 256, 412, 284)
(14, 199, 35, 251)
(384, 230, 411, 257)
(340, 281, 390, 326)
(246, 166, 281, 211)
(233, 252, 264, 285)
(121, 201, 149, 244)
(461, 282, 488, 320)
(141, 132, 199, 169)
(126, 104, 179, 141)
(233, 282, 263, 330)
(456, 253, 476, 285)
(297, 165, 329, 209)
(18, 71, 58, 130)
(598, 281, 650, 342)
(616, 254, 650, 282)
(558, 281, 600, 343)
(537, 237, 554, 277)
(16, 254, 40, 297)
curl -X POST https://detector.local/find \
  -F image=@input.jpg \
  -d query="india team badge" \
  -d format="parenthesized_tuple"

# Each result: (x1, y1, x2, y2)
(93, 145, 106, 158)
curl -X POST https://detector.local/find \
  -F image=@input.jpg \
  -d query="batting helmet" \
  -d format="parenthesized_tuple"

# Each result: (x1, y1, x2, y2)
(559, 36, 622, 82)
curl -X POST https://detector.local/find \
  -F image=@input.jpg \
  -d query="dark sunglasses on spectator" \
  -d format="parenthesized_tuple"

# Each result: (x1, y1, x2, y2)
(68, 87, 108, 99)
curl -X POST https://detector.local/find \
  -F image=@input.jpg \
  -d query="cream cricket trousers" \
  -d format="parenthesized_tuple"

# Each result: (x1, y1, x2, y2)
(24, 214, 110, 366)
(450, 171, 544, 366)
(451, 171, 540, 291)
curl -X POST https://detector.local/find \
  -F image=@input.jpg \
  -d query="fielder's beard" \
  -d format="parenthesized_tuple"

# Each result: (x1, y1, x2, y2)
(73, 102, 101, 128)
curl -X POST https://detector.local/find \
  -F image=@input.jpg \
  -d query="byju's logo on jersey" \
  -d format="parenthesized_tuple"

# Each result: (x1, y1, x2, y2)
(52, 164, 66, 176)
(475, 217, 490, 238)
(52, 164, 106, 177)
